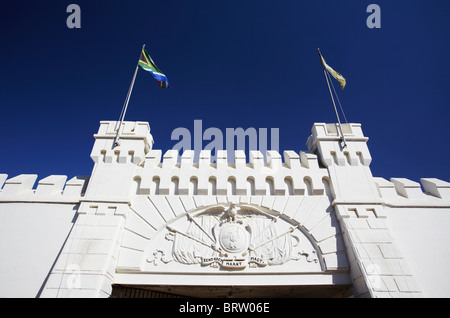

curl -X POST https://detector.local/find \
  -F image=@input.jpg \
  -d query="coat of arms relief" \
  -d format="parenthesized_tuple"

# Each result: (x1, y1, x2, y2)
(145, 204, 321, 272)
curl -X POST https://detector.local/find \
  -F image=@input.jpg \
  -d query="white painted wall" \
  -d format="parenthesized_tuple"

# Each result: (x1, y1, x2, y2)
(386, 207, 450, 297)
(0, 202, 77, 297)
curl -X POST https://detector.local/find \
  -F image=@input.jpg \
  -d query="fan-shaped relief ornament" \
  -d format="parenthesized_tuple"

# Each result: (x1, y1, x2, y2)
(146, 204, 318, 270)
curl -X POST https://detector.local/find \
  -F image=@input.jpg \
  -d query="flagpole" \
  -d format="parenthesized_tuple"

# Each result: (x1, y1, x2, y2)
(114, 44, 145, 147)
(317, 48, 347, 148)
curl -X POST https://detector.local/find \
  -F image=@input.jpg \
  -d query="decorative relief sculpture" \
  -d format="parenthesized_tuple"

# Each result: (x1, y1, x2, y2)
(146, 204, 319, 271)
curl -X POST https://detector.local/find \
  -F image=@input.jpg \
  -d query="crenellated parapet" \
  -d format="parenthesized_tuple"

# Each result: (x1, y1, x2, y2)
(0, 174, 89, 203)
(133, 148, 329, 197)
(83, 121, 153, 202)
(90, 121, 153, 164)
(306, 123, 379, 205)
(374, 177, 450, 206)
(307, 123, 372, 167)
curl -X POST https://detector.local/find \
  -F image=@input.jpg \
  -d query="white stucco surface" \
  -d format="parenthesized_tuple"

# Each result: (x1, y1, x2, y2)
(0, 202, 77, 297)
(386, 207, 450, 297)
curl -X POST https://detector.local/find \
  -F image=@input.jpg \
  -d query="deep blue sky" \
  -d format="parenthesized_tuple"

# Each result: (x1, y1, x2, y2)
(1, 1, 449, 184)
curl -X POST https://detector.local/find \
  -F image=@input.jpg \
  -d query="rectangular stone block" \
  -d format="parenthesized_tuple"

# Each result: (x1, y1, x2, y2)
(350, 228, 392, 244)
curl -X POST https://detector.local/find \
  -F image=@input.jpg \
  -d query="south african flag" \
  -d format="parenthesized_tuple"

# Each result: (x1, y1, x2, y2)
(138, 47, 170, 88)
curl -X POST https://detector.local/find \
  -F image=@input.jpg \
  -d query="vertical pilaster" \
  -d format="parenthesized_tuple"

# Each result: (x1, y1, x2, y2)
(39, 212, 126, 297)
(40, 121, 152, 297)
(308, 123, 422, 297)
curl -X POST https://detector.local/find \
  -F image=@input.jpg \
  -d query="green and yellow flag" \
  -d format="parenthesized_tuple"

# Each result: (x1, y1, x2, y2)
(319, 53, 346, 90)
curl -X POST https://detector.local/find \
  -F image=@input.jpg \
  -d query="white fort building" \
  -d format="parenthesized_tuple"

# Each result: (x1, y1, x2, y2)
(1, 120, 449, 298)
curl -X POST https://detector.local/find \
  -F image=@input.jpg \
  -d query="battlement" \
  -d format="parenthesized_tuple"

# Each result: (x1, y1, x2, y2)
(95, 121, 152, 139)
(90, 121, 153, 164)
(374, 177, 450, 205)
(307, 123, 372, 167)
(0, 174, 89, 203)
(133, 148, 331, 196)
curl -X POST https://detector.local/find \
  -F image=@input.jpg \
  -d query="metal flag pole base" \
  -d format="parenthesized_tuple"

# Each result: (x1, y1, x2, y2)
(337, 125, 347, 149)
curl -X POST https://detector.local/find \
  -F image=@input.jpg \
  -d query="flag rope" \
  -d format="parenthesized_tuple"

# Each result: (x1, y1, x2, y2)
(327, 69, 349, 124)
(317, 48, 347, 148)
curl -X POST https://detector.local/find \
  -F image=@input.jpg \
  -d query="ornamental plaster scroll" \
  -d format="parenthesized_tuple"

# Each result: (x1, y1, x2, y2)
(144, 203, 321, 272)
